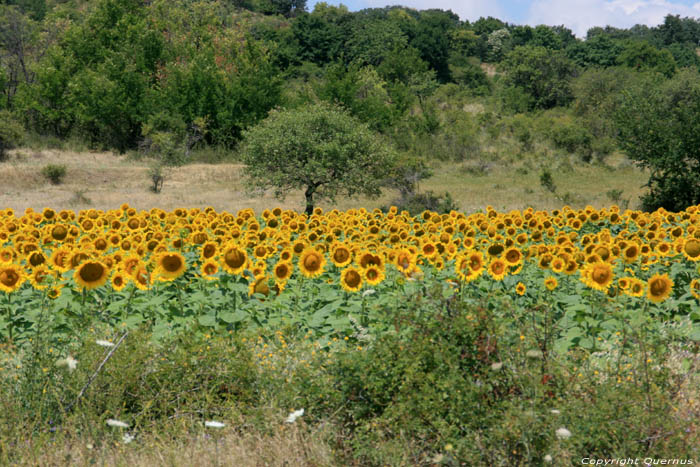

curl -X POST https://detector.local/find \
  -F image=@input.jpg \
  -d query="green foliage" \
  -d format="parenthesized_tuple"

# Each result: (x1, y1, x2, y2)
(0, 110, 24, 160)
(548, 116, 593, 161)
(241, 103, 398, 214)
(501, 45, 577, 110)
(615, 68, 700, 211)
(40, 163, 66, 184)
(617, 40, 677, 77)
(317, 62, 399, 132)
(386, 190, 458, 216)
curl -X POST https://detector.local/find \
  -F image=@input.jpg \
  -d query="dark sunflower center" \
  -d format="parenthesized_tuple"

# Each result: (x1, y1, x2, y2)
(224, 249, 246, 269)
(304, 254, 320, 271)
(685, 240, 700, 258)
(203, 245, 216, 258)
(334, 249, 350, 263)
(161, 255, 183, 272)
(79, 262, 105, 282)
(592, 267, 610, 284)
(52, 225, 68, 240)
(0, 270, 19, 287)
(650, 279, 667, 296)
(345, 270, 361, 288)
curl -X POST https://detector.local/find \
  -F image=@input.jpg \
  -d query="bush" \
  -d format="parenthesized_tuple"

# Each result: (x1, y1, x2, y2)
(41, 164, 67, 184)
(385, 190, 458, 216)
(548, 117, 593, 161)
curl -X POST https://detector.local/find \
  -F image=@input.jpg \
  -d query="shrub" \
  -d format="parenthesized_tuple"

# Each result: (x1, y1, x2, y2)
(385, 190, 458, 216)
(548, 118, 593, 161)
(41, 164, 67, 184)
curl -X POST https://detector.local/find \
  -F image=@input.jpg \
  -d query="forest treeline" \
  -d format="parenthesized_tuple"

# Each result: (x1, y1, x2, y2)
(2, 0, 700, 210)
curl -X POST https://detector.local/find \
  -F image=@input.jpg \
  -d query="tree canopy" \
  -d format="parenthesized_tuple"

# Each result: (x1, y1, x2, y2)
(241, 103, 398, 214)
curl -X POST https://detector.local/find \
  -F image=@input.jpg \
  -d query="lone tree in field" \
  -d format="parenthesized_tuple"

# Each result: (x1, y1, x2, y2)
(241, 103, 398, 215)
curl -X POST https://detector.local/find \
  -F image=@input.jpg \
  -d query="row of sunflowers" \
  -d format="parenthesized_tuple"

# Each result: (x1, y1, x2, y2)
(1, 203, 700, 305)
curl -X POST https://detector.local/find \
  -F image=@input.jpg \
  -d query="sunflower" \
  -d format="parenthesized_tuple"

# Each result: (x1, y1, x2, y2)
(27, 250, 46, 268)
(515, 282, 526, 296)
(394, 248, 416, 273)
(131, 265, 151, 291)
(111, 270, 129, 292)
(299, 248, 326, 278)
(364, 266, 385, 286)
(626, 278, 645, 297)
(340, 266, 363, 292)
(544, 276, 558, 291)
(330, 243, 353, 267)
(200, 241, 218, 260)
(622, 243, 640, 263)
(682, 238, 700, 261)
(49, 247, 71, 272)
(618, 277, 631, 290)
(690, 279, 700, 300)
(0, 264, 26, 293)
(581, 261, 614, 291)
(358, 250, 383, 269)
(273, 261, 293, 282)
(74, 261, 110, 290)
(29, 265, 52, 290)
(50, 224, 69, 241)
(200, 260, 219, 280)
(0, 247, 14, 263)
(550, 257, 565, 274)
(155, 251, 187, 281)
(487, 258, 508, 281)
(221, 244, 248, 275)
(420, 241, 438, 259)
(646, 273, 673, 303)
(248, 275, 271, 297)
(504, 247, 523, 266)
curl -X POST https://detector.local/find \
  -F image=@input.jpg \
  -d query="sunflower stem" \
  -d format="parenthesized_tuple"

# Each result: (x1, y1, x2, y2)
(6, 292, 13, 343)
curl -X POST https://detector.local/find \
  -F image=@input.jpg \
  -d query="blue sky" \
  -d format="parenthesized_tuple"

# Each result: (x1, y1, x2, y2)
(307, 0, 700, 37)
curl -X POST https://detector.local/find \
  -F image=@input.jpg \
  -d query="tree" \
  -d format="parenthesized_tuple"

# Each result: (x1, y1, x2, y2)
(615, 69, 700, 211)
(617, 40, 676, 77)
(241, 103, 398, 214)
(501, 45, 577, 110)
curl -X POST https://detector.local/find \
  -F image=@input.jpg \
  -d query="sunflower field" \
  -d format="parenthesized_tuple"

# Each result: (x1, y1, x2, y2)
(1, 203, 699, 464)
(1, 203, 699, 345)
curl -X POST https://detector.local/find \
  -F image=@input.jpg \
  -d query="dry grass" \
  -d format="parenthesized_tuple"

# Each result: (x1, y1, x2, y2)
(11, 423, 336, 467)
(1, 148, 648, 214)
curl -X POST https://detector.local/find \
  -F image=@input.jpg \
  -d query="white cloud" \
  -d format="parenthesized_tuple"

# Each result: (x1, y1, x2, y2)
(526, 0, 700, 37)
(359, 0, 506, 22)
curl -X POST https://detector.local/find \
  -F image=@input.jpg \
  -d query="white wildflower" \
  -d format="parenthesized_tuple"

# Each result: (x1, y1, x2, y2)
(96, 340, 115, 347)
(285, 408, 304, 423)
(362, 289, 375, 297)
(544, 454, 553, 463)
(204, 421, 225, 428)
(122, 433, 135, 444)
(106, 419, 129, 428)
(490, 362, 503, 371)
(550, 409, 561, 415)
(526, 349, 543, 359)
(57, 355, 78, 371)
(555, 427, 572, 440)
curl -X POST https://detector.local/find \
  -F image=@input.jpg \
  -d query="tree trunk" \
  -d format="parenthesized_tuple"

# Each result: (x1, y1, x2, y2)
(305, 185, 315, 215)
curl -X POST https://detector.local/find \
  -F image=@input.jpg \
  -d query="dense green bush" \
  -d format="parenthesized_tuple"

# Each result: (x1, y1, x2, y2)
(615, 68, 700, 211)
(41, 163, 67, 184)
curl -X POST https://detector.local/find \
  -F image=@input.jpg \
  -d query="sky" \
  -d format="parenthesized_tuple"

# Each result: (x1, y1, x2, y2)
(307, 0, 700, 37)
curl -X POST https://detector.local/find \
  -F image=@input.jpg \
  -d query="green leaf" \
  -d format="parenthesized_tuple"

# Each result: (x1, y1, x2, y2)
(219, 309, 247, 324)
(198, 314, 217, 327)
